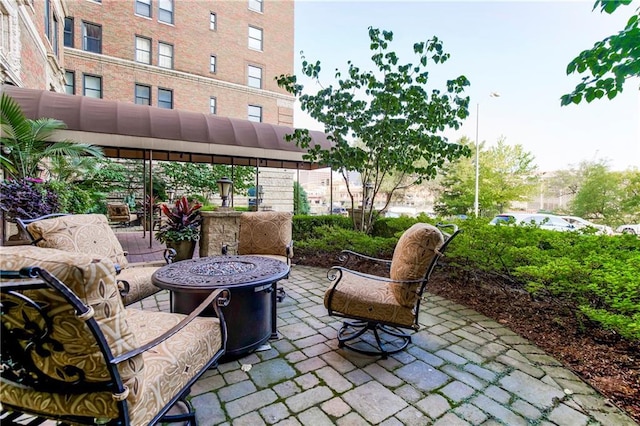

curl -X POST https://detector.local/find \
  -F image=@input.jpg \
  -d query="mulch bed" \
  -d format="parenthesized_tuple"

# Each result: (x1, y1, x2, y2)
(294, 253, 640, 423)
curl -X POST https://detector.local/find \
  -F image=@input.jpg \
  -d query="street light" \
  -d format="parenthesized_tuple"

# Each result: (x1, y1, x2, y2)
(474, 92, 500, 217)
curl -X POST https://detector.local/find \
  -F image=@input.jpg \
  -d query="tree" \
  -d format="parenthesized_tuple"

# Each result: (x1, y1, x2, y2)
(570, 160, 630, 221)
(435, 137, 538, 216)
(561, 0, 640, 105)
(293, 181, 310, 215)
(277, 27, 471, 232)
(0, 92, 103, 179)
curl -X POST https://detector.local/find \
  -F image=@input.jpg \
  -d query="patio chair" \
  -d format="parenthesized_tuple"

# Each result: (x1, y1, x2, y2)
(222, 211, 293, 302)
(107, 202, 138, 227)
(324, 222, 461, 358)
(17, 213, 175, 306)
(0, 245, 228, 425)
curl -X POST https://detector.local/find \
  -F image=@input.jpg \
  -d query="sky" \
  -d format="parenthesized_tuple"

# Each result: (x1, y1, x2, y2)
(291, 0, 639, 172)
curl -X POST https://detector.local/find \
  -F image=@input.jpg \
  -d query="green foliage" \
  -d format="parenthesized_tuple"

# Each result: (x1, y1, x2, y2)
(295, 225, 397, 259)
(561, 0, 639, 105)
(371, 216, 420, 238)
(293, 181, 310, 215)
(292, 214, 353, 241)
(277, 27, 471, 232)
(435, 137, 538, 216)
(0, 93, 103, 179)
(156, 196, 202, 243)
(159, 162, 255, 201)
(47, 180, 94, 214)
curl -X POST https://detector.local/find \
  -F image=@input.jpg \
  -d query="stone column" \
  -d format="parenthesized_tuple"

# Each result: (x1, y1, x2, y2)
(199, 210, 242, 257)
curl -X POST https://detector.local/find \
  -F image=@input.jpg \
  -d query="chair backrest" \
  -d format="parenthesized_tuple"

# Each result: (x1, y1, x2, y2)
(107, 202, 132, 222)
(24, 213, 130, 269)
(237, 211, 293, 256)
(0, 246, 144, 421)
(389, 223, 460, 308)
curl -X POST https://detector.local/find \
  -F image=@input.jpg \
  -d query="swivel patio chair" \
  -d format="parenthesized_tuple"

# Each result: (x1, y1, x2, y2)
(17, 213, 175, 306)
(324, 222, 461, 358)
(107, 202, 138, 227)
(222, 211, 293, 302)
(0, 245, 228, 425)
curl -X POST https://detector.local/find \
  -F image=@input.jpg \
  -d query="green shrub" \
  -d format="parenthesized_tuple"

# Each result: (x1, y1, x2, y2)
(371, 216, 420, 238)
(293, 214, 352, 241)
(295, 225, 396, 259)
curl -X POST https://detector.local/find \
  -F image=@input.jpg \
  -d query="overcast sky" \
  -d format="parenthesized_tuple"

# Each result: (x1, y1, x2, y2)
(291, 0, 639, 172)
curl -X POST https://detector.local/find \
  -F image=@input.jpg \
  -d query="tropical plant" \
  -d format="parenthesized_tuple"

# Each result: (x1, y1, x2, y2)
(0, 93, 103, 179)
(155, 196, 203, 243)
(277, 27, 471, 233)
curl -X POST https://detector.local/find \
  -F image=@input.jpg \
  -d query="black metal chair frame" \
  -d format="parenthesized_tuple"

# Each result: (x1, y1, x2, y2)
(325, 223, 461, 358)
(0, 267, 229, 425)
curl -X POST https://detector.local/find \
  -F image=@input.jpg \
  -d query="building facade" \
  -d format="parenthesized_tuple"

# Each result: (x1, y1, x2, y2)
(2, 0, 295, 125)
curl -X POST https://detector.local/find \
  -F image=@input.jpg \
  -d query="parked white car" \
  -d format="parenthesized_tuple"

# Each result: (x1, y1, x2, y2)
(489, 213, 575, 232)
(560, 216, 614, 235)
(615, 224, 640, 235)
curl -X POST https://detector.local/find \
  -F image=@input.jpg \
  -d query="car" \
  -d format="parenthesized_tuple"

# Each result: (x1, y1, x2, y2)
(489, 213, 575, 232)
(331, 207, 348, 216)
(615, 224, 640, 235)
(560, 216, 614, 235)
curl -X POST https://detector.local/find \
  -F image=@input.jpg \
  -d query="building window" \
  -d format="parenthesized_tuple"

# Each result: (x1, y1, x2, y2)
(210, 12, 216, 30)
(82, 21, 102, 53)
(210, 97, 217, 114)
(210, 55, 217, 73)
(64, 17, 74, 47)
(135, 0, 151, 17)
(53, 15, 59, 56)
(248, 105, 262, 122)
(135, 84, 151, 105)
(249, 0, 263, 13)
(158, 88, 173, 109)
(248, 26, 263, 51)
(158, 42, 173, 69)
(248, 65, 262, 89)
(135, 36, 151, 64)
(83, 74, 102, 98)
(44, 0, 50, 40)
(159, 0, 173, 24)
(64, 71, 75, 94)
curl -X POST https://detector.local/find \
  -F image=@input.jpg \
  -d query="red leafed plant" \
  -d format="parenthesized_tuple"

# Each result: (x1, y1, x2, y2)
(155, 196, 203, 243)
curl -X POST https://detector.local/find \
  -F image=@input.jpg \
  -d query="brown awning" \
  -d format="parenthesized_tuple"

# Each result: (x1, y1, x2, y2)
(3, 85, 331, 169)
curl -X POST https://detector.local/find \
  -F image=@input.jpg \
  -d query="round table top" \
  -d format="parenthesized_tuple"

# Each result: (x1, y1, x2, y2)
(151, 255, 290, 291)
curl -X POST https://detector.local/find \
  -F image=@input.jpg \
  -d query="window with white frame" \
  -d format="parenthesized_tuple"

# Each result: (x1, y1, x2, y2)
(82, 21, 101, 53)
(159, 0, 173, 24)
(135, 36, 151, 64)
(210, 97, 217, 114)
(248, 105, 262, 122)
(248, 26, 262, 51)
(247, 65, 262, 88)
(158, 88, 173, 109)
(135, 0, 151, 17)
(210, 55, 217, 73)
(64, 17, 73, 47)
(249, 0, 263, 13)
(44, 0, 50, 40)
(135, 84, 151, 105)
(210, 12, 216, 30)
(83, 74, 102, 98)
(158, 42, 173, 68)
(65, 71, 75, 94)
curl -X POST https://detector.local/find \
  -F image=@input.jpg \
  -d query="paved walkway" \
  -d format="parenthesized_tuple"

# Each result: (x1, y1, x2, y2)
(119, 232, 637, 426)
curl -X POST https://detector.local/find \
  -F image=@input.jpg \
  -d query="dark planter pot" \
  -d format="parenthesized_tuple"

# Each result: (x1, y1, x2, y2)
(166, 240, 197, 262)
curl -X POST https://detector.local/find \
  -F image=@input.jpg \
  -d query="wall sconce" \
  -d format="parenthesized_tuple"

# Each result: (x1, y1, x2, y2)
(257, 185, 264, 206)
(217, 177, 233, 208)
(167, 189, 175, 203)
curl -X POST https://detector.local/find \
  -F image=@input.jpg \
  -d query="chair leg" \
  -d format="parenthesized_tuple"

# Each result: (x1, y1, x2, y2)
(337, 320, 412, 359)
(160, 397, 196, 425)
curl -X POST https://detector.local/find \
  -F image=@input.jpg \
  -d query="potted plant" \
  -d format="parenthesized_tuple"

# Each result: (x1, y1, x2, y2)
(155, 196, 202, 261)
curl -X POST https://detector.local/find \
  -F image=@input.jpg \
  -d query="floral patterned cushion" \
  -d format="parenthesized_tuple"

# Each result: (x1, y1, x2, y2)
(389, 223, 444, 307)
(237, 211, 292, 257)
(324, 270, 417, 328)
(26, 214, 129, 269)
(117, 266, 162, 306)
(0, 246, 144, 420)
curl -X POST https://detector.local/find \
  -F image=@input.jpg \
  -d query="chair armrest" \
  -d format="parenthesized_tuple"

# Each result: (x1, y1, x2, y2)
(112, 288, 230, 364)
(124, 248, 176, 266)
(327, 266, 422, 286)
(338, 250, 392, 268)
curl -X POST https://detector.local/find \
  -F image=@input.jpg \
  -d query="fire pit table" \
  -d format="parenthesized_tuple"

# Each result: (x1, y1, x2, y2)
(152, 255, 290, 359)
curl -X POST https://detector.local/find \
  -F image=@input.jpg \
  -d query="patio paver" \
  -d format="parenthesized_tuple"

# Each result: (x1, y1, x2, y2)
(119, 231, 637, 426)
